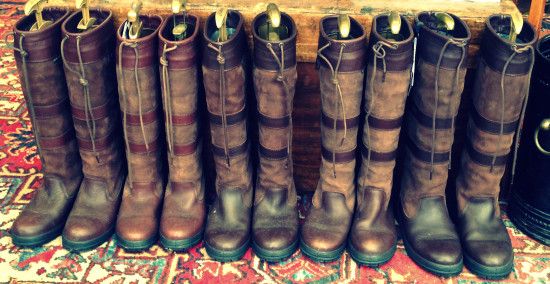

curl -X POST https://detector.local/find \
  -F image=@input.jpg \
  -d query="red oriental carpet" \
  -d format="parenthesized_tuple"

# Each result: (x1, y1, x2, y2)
(1, 1, 549, 283)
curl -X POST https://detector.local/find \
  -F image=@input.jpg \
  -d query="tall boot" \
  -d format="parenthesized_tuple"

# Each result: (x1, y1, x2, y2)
(399, 12, 470, 276)
(251, 11, 299, 261)
(300, 15, 366, 262)
(158, 14, 205, 251)
(202, 10, 253, 262)
(60, 9, 126, 252)
(10, 8, 81, 247)
(455, 15, 536, 279)
(115, 15, 164, 251)
(348, 13, 414, 266)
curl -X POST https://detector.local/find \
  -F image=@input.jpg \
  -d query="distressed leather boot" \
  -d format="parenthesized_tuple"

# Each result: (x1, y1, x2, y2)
(202, 10, 253, 262)
(300, 15, 366, 262)
(399, 12, 470, 276)
(454, 15, 536, 279)
(10, 8, 81, 247)
(115, 15, 164, 251)
(61, 9, 126, 252)
(251, 11, 299, 261)
(157, 14, 205, 251)
(348, 13, 414, 266)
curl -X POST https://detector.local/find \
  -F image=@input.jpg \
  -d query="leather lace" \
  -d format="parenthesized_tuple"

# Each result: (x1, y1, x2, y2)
(160, 43, 178, 160)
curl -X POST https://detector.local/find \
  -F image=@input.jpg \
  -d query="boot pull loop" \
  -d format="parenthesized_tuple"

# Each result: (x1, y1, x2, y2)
(160, 43, 178, 159)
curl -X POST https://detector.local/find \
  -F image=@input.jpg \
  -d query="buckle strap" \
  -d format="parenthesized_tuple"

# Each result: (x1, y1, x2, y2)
(360, 143, 397, 162)
(410, 101, 454, 129)
(368, 115, 403, 130)
(209, 107, 246, 126)
(466, 141, 508, 167)
(471, 108, 518, 135)
(321, 145, 356, 163)
(124, 107, 159, 125)
(173, 141, 198, 156)
(172, 112, 196, 126)
(321, 112, 359, 129)
(71, 98, 113, 121)
(212, 139, 248, 157)
(258, 113, 289, 128)
(406, 135, 450, 163)
(128, 137, 160, 154)
(40, 128, 75, 149)
(259, 145, 288, 159)
(34, 98, 70, 119)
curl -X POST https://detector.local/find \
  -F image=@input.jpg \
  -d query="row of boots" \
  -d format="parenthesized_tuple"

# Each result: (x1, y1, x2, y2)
(8, 4, 536, 280)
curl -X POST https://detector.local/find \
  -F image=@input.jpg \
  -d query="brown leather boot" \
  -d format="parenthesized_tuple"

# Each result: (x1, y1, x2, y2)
(157, 14, 205, 251)
(300, 15, 366, 262)
(60, 9, 126, 252)
(454, 15, 536, 279)
(10, 8, 81, 247)
(202, 10, 253, 262)
(250, 10, 299, 261)
(114, 15, 164, 251)
(399, 12, 470, 277)
(348, 13, 414, 266)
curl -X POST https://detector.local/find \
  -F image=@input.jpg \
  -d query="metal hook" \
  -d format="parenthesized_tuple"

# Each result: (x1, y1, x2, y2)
(535, 119, 550, 155)
(127, 0, 143, 39)
(389, 11, 401, 35)
(24, 0, 53, 31)
(215, 7, 228, 42)
(434, 12, 455, 31)
(337, 14, 350, 39)
(509, 9, 523, 43)
(76, 0, 96, 31)
(171, 0, 188, 39)
(265, 3, 281, 41)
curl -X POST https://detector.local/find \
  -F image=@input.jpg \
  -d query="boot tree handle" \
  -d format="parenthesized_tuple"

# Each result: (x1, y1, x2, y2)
(76, 0, 96, 31)
(171, 0, 188, 39)
(127, 0, 143, 39)
(24, 0, 52, 31)
(215, 7, 228, 42)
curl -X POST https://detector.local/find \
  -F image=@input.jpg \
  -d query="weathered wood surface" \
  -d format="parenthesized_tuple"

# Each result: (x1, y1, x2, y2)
(50, 0, 520, 66)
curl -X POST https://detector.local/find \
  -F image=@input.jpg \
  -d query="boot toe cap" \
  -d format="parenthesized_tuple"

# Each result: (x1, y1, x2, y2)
(205, 229, 249, 251)
(413, 239, 463, 265)
(160, 216, 203, 241)
(350, 230, 396, 256)
(465, 240, 513, 267)
(63, 216, 106, 242)
(12, 212, 57, 237)
(301, 227, 346, 252)
(116, 216, 158, 242)
(253, 227, 298, 251)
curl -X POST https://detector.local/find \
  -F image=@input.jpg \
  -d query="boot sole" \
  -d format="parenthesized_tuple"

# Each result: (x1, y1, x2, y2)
(160, 230, 203, 252)
(252, 238, 298, 262)
(116, 234, 158, 252)
(402, 234, 463, 277)
(204, 239, 249, 262)
(62, 226, 114, 252)
(11, 223, 64, 248)
(464, 251, 513, 279)
(300, 239, 345, 262)
(347, 239, 397, 267)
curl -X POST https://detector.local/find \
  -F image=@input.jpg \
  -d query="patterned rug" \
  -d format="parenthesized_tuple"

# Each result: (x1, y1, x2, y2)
(1, 1, 549, 283)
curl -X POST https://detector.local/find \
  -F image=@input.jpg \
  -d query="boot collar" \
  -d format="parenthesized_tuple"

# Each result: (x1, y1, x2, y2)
(252, 11, 297, 71)
(157, 14, 200, 70)
(202, 10, 246, 70)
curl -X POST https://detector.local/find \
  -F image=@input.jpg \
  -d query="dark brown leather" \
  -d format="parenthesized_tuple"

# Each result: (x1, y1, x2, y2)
(454, 15, 536, 274)
(399, 12, 470, 273)
(114, 15, 164, 249)
(301, 15, 365, 260)
(61, 9, 125, 250)
(202, 10, 253, 259)
(350, 14, 413, 265)
(157, 14, 205, 250)
(251, 11, 299, 257)
(11, 9, 82, 246)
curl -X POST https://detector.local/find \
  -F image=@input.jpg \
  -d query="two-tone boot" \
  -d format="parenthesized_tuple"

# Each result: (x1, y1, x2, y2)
(115, 14, 164, 251)
(454, 15, 536, 279)
(300, 15, 366, 262)
(399, 12, 470, 276)
(10, 8, 82, 247)
(348, 13, 414, 266)
(251, 8, 299, 261)
(202, 10, 253, 261)
(60, 9, 126, 252)
(158, 14, 205, 251)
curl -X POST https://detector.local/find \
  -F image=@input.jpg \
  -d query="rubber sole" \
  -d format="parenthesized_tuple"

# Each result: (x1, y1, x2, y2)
(252, 238, 298, 262)
(11, 224, 64, 248)
(402, 235, 463, 277)
(204, 239, 249, 262)
(62, 226, 115, 252)
(300, 239, 345, 263)
(347, 239, 397, 267)
(160, 231, 203, 252)
(464, 252, 513, 279)
(116, 234, 158, 252)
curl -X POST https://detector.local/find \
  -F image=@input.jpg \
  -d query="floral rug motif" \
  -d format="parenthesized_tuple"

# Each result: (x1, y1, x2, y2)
(1, 1, 549, 283)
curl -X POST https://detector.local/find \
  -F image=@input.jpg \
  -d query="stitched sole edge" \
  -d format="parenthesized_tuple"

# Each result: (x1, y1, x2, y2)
(204, 239, 249, 262)
(116, 234, 158, 252)
(62, 226, 115, 252)
(300, 239, 345, 263)
(347, 239, 397, 267)
(463, 251, 514, 279)
(11, 224, 64, 248)
(402, 234, 463, 277)
(252, 238, 298, 262)
(159, 231, 203, 252)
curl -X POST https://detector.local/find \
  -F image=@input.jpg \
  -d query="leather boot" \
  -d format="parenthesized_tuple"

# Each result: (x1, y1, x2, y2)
(115, 15, 164, 251)
(61, 9, 126, 252)
(202, 10, 253, 262)
(300, 15, 366, 262)
(399, 12, 470, 276)
(251, 11, 299, 261)
(454, 15, 536, 279)
(10, 8, 81, 247)
(348, 13, 414, 266)
(158, 14, 205, 251)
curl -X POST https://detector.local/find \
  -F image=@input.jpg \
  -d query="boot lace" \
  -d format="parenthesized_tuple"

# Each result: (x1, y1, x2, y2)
(160, 43, 178, 160)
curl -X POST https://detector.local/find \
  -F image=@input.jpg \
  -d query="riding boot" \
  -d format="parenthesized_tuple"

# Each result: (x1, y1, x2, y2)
(202, 10, 253, 262)
(454, 15, 536, 279)
(157, 14, 205, 251)
(251, 11, 299, 261)
(399, 12, 470, 276)
(60, 9, 125, 252)
(300, 15, 366, 262)
(348, 13, 414, 266)
(115, 15, 164, 251)
(10, 9, 81, 247)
